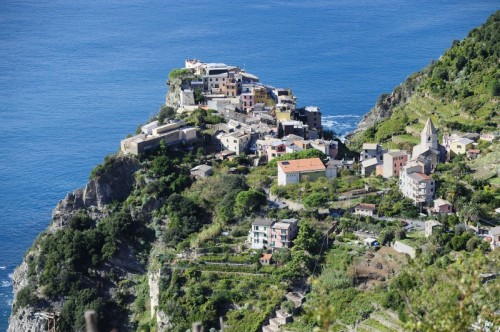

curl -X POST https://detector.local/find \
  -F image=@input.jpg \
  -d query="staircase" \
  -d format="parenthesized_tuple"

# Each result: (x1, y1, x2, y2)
(261, 292, 305, 332)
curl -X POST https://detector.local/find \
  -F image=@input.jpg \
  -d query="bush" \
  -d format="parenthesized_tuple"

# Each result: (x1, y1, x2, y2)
(168, 68, 192, 80)
(14, 286, 39, 311)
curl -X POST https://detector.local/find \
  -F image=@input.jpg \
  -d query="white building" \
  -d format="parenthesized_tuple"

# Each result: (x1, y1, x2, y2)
(121, 120, 196, 156)
(141, 120, 160, 135)
(354, 203, 377, 217)
(217, 131, 251, 155)
(360, 143, 384, 162)
(411, 118, 446, 171)
(399, 164, 435, 205)
(248, 219, 274, 249)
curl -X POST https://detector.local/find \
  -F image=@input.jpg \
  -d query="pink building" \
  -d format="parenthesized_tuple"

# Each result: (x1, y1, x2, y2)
(270, 218, 298, 249)
(382, 150, 409, 178)
(240, 92, 254, 113)
(430, 198, 453, 214)
(266, 141, 287, 161)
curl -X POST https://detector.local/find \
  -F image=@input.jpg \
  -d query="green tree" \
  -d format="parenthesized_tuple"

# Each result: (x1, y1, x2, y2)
(303, 192, 329, 209)
(234, 189, 267, 217)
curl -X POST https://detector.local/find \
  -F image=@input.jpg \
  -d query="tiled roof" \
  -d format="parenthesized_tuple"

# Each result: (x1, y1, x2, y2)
(357, 203, 376, 210)
(252, 218, 274, 227)
(261, 253, 272, 260)
(407, 172, 431, 181)
(434, 198, 451, 206)
(278, 158, 325, 174)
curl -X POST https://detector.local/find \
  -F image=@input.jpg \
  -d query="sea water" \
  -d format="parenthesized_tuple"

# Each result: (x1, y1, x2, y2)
(0, 0, 498, 328)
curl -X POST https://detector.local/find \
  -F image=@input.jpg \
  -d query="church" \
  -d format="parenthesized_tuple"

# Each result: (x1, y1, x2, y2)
(411, 118, 446, 173)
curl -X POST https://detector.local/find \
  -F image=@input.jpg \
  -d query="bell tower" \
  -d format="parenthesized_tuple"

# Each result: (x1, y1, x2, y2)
(421, 118, 438, 150)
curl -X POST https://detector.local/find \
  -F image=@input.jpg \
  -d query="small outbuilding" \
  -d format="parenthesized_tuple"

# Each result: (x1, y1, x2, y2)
(259, 253, 273, 265)
(425, 220, 442, 238)
(190, 164, 213, 178)
(363, 237, 379, 247)
(430, 198, 452, 214)
(354, 203, 377, 217)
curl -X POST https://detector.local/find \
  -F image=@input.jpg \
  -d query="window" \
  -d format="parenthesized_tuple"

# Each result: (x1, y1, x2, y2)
(254, 226, 259, 230)
(400, 162, 402, 166)
(281, 235, 286, 241)
(254, 239, 258, 243)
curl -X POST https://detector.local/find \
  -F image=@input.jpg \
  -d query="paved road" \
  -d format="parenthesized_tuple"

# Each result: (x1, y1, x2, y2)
(373, 216, 426, 231)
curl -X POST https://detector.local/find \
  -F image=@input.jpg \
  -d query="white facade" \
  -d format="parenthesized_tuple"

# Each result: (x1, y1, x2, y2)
(248, 219, 274, 249)
(278, 167, 299, 186)
(360, 143, 384, 162)
(399, 167, 435, 205)
(217, 131, 251, 155)
(141, 121, 159, 135)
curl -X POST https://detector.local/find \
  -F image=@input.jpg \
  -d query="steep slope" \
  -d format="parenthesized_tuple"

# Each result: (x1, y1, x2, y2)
(349, 10, 500, 148)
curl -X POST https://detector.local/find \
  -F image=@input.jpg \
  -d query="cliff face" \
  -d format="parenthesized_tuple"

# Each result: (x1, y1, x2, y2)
(52, 156, 140, 228)
(8, 155, 141, 332)
(166, 77, 194, 109)
(351, 71, 426, 135)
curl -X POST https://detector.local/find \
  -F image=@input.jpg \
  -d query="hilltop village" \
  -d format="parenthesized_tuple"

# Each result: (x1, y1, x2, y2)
(9, 55, 499, 332)
(121, 59, 500, 253)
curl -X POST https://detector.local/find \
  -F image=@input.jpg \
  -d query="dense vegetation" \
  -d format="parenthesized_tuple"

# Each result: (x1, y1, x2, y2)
(351, 11, 500, 149)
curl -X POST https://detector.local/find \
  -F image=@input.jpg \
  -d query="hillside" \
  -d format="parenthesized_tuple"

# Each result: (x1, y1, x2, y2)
(350, 11, 499, 149)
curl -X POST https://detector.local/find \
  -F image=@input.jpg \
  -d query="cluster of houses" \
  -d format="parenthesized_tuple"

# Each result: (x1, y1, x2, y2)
(118, 60, 499, 252)
(359, 118, 496, 210)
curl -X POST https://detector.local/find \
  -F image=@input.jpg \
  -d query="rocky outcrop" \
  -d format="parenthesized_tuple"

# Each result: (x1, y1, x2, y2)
(52, 155, 140, 228)
(8, 155, 142, 331)
(8, 262, 44, 332)
(165, 77, 194, 109)
(350, 70, 428, 137)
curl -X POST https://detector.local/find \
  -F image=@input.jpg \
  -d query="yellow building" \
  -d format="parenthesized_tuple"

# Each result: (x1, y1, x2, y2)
(274, 104, 293, 122)
(253, 86, 275, 106)
(450, 138, 474, 156)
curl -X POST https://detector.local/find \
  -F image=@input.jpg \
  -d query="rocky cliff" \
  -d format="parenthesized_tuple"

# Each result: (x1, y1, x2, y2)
(52, 156, 140, 228)
(350, 70, 426, 136)
(8, 155, 141, 332)
(165, 76, 194, 109)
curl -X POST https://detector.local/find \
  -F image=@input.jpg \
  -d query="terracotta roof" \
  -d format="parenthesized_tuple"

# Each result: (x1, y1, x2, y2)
(261, 253, 272, 260)
(408, 172, 431, 181)
(468, 149, 480, 153)
(278, 158, 325, 174)
(434, 198, 451, 206)
(357, 203, 376, 210)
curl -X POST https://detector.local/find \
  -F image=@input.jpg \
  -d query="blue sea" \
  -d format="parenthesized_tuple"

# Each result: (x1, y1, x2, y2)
(0, 0, 498, 329)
